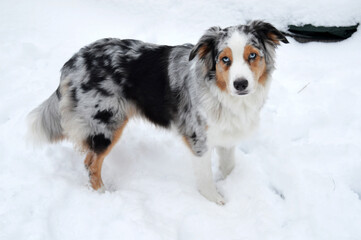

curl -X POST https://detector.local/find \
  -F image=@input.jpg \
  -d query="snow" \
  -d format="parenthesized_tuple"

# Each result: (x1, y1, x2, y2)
(1, 0, 361, 239)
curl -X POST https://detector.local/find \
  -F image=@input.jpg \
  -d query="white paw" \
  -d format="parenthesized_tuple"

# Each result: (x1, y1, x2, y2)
(199, 187, 225, 205)
(96, 185, 106, 193)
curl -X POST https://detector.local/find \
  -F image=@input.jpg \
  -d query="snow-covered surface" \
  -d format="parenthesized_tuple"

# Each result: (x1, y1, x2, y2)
(1, 0, 361, 239)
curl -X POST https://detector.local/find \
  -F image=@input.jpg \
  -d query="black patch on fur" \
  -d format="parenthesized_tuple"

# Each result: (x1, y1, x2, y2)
(119, 39, 139, 49)
(122, 46, 177, 127)
(87, 134, 111, 154)
(190, 132, 198, 145)
(63, 55, 76, 70)
(70, 88, 78, 108)
(80, 81, 113, 97)
(189, 26, 221, 72)
(80, 43, 120, 97)
(111, 70, 124, 86)
(56, 87, 61, 99)
(94, 110, 113, 124)
(245, 21, 289, 49)
(98, 87, 113, 96)
(80, 82, 92, 92)
(183, 103, 189, 112)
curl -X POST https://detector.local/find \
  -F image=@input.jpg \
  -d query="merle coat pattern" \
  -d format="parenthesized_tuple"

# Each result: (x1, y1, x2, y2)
(28, 21, 288, 204)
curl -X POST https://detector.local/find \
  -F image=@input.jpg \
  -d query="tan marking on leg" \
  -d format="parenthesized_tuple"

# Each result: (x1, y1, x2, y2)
(86, 118, 129, 190)
(243, 45, 267, 86)
(215, 47, 233, 92)
(88, 153, 105, 190)
(84, 152, 95, 169)
(182, 136, 194, 155)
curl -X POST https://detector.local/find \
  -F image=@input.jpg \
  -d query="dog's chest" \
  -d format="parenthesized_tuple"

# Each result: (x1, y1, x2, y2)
(203, 87, 268, 147)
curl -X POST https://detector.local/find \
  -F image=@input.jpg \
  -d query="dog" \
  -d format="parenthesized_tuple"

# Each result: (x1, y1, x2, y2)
(28, 20, 288, 204)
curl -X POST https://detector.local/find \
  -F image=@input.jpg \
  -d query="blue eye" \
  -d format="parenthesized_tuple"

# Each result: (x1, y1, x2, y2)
(222, 56, 230, 64)
(249, 53, 257, 60)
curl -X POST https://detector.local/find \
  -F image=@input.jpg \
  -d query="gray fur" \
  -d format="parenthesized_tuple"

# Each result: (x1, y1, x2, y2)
(168, 45, 208, 156)
(28, 91, 63, 143)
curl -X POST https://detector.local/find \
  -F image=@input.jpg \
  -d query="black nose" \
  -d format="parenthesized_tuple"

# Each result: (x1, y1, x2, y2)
(233, 79, 248, 91)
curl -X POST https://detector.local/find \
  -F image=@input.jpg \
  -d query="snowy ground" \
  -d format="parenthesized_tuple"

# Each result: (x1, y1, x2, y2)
(1, 0, 361, 239)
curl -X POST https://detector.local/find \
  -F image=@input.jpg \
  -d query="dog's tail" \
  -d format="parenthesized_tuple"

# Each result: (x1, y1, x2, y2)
(27, 89, 64, 144)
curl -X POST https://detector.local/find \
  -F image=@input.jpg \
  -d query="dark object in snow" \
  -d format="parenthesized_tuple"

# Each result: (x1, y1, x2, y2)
(282, 24, 359, 43)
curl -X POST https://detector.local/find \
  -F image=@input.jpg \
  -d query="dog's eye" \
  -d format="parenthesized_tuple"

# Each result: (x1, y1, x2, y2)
(222, 57, 230, 64)
(249, 53, 257, 60)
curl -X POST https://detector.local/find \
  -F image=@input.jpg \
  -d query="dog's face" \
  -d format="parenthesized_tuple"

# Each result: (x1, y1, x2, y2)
(190, 21, 288, 96)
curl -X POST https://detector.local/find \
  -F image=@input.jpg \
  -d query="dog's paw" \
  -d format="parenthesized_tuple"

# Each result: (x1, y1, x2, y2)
(97, 185, 106, 193)
(199, 187, 226, 205)
(89, 182, 106, 193)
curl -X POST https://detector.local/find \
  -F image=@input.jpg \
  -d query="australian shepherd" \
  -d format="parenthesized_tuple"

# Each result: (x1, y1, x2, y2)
(28, 20, 288, 204)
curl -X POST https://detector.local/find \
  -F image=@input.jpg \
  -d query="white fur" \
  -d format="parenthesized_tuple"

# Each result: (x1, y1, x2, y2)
(227, 32, 255, 95)
(194, 55, 272, 204)
(216, 146, 235, 179)
(27, 106, 50, 145)
(202, 80, 270, 148)
(191, 149, 226, 205)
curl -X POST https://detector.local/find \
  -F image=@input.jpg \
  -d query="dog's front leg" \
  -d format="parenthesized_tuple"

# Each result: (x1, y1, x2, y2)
(191, 149, 225, 205)
(180, 112, 224, 204)
(216, 146, 235, 179)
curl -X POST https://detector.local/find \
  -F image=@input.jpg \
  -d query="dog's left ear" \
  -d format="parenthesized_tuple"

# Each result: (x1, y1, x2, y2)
(250, 21, 289, 46)
(189, 26, 222, 70)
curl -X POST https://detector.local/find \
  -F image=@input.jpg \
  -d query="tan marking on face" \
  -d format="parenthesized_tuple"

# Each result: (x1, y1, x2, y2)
(243, 45, 267, 86)
(258, 71, 268, 86)
(216, 47, 233, 91)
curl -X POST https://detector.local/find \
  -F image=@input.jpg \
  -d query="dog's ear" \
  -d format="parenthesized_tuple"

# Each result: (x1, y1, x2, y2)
(189, 26, 222, 70)
(249, 20, 289, 46)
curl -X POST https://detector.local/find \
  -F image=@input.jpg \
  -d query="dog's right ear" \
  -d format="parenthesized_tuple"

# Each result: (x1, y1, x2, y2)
(189, 26, 222, 70)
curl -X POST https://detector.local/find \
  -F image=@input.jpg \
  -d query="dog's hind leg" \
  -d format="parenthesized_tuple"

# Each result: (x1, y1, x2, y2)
(84, 152, 104, 191)
(84, 118, 129, 191)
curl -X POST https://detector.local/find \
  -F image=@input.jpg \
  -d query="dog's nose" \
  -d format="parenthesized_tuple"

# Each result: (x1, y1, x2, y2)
(233, 79, 248, 91)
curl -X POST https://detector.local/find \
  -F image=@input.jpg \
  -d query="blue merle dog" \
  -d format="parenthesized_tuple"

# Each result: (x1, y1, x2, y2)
(28, 21, 288, 204)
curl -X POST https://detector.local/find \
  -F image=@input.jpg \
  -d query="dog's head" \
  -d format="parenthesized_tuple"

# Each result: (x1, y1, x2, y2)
(189, 20, 288, 96)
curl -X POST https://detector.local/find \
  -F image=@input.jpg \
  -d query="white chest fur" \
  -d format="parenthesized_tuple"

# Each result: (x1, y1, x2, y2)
(202, 83, 270, 148)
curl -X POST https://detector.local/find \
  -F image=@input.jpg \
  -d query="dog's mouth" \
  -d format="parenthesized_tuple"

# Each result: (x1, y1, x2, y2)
(235, 90, 249, 96)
